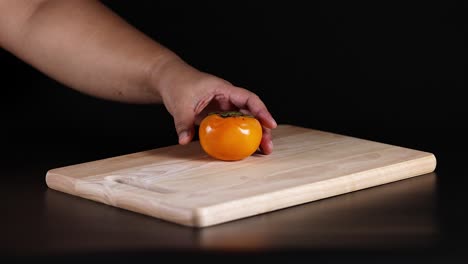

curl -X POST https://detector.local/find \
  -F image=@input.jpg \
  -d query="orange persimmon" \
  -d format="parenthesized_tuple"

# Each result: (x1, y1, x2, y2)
(198, 111, 262, 161)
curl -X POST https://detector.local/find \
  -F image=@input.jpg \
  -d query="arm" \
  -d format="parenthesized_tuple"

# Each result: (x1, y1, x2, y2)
(0, 0, 277, 152)
(0, 0, 175, 103)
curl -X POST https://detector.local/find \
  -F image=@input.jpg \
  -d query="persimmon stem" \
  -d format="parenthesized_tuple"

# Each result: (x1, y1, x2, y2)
(209, 111, 253, 118)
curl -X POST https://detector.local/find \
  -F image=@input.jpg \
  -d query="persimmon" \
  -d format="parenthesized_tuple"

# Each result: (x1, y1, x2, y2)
(198, 111, 262, 161)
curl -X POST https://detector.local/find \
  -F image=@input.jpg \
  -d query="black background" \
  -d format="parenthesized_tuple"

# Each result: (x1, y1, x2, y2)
(3, 2, 467, 160)
(2, 1, 467, 262)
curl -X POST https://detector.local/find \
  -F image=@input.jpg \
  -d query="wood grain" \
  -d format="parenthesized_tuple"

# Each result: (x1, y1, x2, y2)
(46, 125, 436, 227)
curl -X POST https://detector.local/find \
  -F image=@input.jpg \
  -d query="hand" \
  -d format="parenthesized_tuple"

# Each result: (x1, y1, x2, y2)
(154, 58, 277, 154)
(0, 1, 276, 154)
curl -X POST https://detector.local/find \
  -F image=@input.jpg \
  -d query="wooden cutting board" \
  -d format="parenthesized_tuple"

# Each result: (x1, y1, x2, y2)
(46, 124, 436, 227)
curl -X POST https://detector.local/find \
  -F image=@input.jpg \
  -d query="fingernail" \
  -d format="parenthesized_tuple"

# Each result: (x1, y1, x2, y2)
(178, 130, 189, 144)
(271, 118, 278, 128)
(268, 140, 274, 150)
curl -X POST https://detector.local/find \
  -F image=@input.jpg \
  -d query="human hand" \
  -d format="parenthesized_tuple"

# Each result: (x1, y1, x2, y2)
(153, 58, 277, 154)
(0, 0, 276, 155)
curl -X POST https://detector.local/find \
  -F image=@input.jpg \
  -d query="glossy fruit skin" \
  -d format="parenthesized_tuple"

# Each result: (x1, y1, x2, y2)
(199, 112, 262, 161)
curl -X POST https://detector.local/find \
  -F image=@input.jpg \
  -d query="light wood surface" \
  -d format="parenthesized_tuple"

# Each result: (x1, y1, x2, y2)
(46, 124, 436, 227)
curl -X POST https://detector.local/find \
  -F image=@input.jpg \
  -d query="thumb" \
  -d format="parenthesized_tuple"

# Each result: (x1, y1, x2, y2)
(173, 110, 195, 145)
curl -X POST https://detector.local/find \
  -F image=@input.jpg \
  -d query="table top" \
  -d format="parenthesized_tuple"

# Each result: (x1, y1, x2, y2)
(2, 124, 467, 263)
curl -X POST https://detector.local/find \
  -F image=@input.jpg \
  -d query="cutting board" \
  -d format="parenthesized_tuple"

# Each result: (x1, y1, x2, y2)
(46, 124, 436, 227)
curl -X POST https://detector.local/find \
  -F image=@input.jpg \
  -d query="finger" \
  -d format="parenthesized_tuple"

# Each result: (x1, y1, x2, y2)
(228, 87, 277, 129)
(194, 95, 235, 125)
(173, 109, 196, 145)
(259, 127, 273, 155)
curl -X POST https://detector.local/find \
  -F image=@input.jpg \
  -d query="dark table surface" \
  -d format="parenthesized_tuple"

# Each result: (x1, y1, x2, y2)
(2, 124, 468, 263)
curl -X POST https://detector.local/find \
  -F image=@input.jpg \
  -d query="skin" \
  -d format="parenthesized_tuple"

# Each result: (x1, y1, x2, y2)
(0, 0, 277, 154)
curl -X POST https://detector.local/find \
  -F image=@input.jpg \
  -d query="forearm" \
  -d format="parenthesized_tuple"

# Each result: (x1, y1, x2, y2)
(0, 0, 183, 103)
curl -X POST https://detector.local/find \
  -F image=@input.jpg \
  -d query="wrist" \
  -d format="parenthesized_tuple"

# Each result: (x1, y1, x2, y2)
(147, 52, 196, 104)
